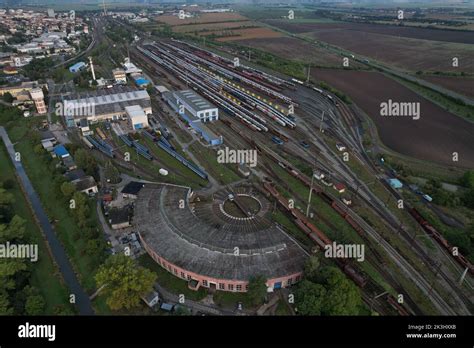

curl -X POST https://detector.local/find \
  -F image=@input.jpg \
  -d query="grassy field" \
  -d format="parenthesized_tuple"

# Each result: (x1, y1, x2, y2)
(5, 117, 105, 294)
(188, 142, 241, 185)
(391, 75, 474, 123)
(0, 141, 71, 314)
(264, 159, 441, 313)
(213, 290, 255, 310)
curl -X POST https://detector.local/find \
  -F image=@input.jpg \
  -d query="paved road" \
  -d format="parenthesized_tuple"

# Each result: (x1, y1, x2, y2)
(0, 127, 94, 315)
(154, 283, 238, 316)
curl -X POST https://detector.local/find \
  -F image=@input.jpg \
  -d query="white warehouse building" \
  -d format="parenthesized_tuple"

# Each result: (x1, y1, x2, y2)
(174, 90, 218, 122)
(125, 105, 149, 130)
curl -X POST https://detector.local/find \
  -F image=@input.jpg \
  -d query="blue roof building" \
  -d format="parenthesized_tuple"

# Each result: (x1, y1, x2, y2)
(53, 145, 70, 158)
(160, 303, 174, 312)
(134, 77, 150, 88)
(69, 62, 86, 73)
(164, 91, 223, 146)
(387, 178, 403, 189)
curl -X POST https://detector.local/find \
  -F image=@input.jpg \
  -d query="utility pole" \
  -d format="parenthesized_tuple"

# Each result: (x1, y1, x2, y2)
(306, 65, 310, 83)
(319, 111, 325, 132)
(306, 172, 315, 217)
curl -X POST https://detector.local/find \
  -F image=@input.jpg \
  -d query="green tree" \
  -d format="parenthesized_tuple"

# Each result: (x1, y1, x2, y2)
(60, 182, 76, 199)
(104, 161, 121, 184)
(70, 192, 89, 227)
(462, 188, 474, 209)
(294, 280, 326, 315)
(304, 256, 320, 281)
(95, 254, 157, 310)
(25, 291, 46, 315)
(317, 267, 362, 315)
(75, 148, 98, 177)
(2, 179, 15, 190)
(1, 215, 26, 242)
(0, 289, 13, 315)
(247, 275, 267, 306)
(2, 92, 13, 103)
(0, 188, 14, 222)
(460, 170, 474, 189)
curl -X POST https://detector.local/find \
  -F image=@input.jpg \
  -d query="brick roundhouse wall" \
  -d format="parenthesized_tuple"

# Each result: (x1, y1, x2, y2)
(139, 232, 303, 292)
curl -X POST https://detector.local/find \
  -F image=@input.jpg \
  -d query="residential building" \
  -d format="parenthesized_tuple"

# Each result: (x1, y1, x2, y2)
(29, 88, 47, 114)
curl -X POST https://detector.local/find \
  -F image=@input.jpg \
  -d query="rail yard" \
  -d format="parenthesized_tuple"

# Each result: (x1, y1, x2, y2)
(3, 4, 474, 346)
(99, 30, 473, 316)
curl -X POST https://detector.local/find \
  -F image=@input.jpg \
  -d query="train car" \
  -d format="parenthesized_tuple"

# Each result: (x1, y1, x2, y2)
(387, 294, 410, 316)
(291, 78, 304, 85)
(343, 264, 367, 288)
(312, 87, 323, 94)
(82, 136, 94, 149)
(96, 127, 107, 140)
(409, 207, 474, 274)
(272, 136, 284, 145)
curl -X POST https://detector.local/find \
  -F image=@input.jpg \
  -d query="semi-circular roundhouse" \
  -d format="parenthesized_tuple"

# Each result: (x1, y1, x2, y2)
(133, 183, 307, 292)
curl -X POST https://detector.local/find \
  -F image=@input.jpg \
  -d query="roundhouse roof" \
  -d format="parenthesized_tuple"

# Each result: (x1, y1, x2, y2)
(134, 184, 307, 281)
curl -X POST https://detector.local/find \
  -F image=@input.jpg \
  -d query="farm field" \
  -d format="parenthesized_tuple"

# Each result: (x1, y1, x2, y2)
(153, 12, 283, 41)
(306, 30, 474, 73)
(311, 69, 474, 168)
(265, 20, 474, 72)
(214, 27, 283, 41)
(172, 20, 257, 33)
(264, 21, 474, 44)
(155, 12, 248, 26)
(235, 37, 345, 68)
(421, 75, 474, 97)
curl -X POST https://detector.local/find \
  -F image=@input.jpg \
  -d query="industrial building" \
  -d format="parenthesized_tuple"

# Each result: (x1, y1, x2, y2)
(112, 68, 126, 84)
(61, 86, 152, 123)
(134, 184, 306, 293)
(174, 89, 218, 122)
(164, 90, 222, 146)
(0, 81, 43, 98)
(125, 105, 149, 130)
(123, 58, 142, 75)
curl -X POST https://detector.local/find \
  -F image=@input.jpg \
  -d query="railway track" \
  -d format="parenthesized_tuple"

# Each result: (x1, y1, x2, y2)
(126, 32, 470, 314)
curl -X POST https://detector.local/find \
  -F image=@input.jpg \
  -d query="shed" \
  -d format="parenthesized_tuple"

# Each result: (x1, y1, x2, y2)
(74, 176, 98, 195)
(65, 168, 86, 182)
(160, 303, 174, 312)
(122, 181, 145, 199)
(108, 208, 131, 230)
(141, 291, 160, 308)
(333, 183, 346, 193)
(53, 145, 70, 158)
(62, 156, 77, 171)
(69, 61, 86, 73)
